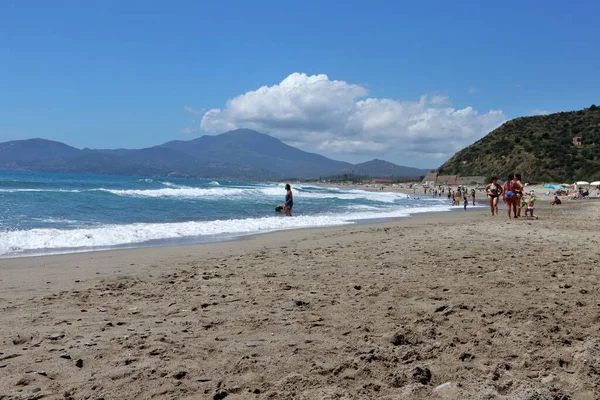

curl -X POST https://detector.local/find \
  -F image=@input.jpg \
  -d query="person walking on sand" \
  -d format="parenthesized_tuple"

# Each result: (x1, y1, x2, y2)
(471, 188, 476, 206)
(283, 183, 293, 216)
(514, 173, 525, 217)
(503, 173, 517, 218)
(485, 176, 503, 216)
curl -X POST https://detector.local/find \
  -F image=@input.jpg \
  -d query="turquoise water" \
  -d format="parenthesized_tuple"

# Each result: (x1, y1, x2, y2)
(0, 171, 453, 257)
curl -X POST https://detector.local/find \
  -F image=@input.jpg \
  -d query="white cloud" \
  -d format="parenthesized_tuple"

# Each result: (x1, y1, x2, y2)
(428, 95, 450, 105)
(199, 73, 505, 161)
(467, 87, 477, 94)
(528, 109, 550, 116)
(180, 127, 197, 135)
(184, 105, 206, 115)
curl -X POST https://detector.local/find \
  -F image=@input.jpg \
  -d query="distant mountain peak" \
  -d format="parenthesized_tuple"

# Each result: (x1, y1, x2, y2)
(0, 129, 428, 180)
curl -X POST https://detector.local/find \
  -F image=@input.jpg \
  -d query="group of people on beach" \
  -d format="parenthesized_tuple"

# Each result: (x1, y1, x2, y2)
(431, 186, 476, 210)
(485, 173, 537, 219)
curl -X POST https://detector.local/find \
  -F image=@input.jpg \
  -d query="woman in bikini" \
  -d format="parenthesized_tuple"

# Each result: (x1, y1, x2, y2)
(514, 173, 525, 217)
(485, 176, 503, 216)
(503, 173, 517, 218)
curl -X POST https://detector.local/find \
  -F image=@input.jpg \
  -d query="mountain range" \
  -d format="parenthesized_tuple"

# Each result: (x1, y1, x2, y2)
(0, 129, 430, 180)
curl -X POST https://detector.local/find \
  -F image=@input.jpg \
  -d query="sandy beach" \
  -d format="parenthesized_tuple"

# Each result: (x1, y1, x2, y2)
(1, 200, 600, 399)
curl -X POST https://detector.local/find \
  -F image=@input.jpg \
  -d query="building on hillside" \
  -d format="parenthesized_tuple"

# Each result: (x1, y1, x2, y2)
(423, 172, 438, 183)
(456, 176, 486, 184)
(436, 175, 458, 184)
(573, 136, 582, 147)
(422, 173, 485, 185)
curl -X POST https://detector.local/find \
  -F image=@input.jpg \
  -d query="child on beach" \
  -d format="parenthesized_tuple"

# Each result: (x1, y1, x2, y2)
(522, 195, 538, 219)
(463, 196, 468, 210)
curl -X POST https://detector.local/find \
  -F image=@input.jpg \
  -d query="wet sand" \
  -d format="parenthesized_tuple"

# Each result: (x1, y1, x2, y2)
(1, 200, 599, 399)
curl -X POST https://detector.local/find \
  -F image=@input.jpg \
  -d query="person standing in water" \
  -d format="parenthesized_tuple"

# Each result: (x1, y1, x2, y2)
(284, 183, 293, 216)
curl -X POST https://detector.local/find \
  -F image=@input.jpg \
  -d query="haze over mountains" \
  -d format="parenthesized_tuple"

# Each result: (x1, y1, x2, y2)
(0, 129, 430, 180)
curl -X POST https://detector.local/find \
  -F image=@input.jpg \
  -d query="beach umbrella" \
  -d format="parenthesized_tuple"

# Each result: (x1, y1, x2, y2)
(576, 181, 590, 185)
(590, 181, 600, 185)
(543, 184, 556, 189)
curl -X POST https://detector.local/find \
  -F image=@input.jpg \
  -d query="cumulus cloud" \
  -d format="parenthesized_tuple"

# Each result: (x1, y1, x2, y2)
(199, 73, 505, 161)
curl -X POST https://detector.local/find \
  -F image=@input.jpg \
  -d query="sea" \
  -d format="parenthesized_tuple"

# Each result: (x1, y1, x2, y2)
(0, 171, 457, 258)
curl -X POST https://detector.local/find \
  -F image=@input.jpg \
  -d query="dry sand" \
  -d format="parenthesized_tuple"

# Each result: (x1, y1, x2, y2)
(1, 200, 600, 399)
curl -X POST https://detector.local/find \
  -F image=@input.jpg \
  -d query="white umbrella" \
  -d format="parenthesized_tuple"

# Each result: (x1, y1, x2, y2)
(590, 181, 600, 186)
(576, 181, 590, 185)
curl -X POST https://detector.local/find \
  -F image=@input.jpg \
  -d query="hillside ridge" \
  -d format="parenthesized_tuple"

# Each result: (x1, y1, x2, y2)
(437, 105, 600, 182)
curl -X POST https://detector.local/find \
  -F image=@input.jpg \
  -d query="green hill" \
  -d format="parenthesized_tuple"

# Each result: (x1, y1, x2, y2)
(437, 105, 600, 182)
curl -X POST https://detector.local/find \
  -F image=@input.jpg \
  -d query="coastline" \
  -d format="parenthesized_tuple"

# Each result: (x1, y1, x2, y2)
(0, 205, 482, 296)
(1, 200, 599, 399)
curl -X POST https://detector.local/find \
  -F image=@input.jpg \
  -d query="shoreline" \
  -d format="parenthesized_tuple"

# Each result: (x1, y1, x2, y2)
(0, 205, 487, 297)
(3, 178, 593, 260)
(0, 199, 468, 260)
(1, 200, 598, 399)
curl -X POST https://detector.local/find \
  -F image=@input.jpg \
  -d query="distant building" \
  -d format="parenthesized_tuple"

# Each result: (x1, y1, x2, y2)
(573, 136, 582, 147)
(423, 172, 438, 183)
(422, 173, 485, 185)
(437, 175, 458, 184)
(456, 176, 486, 184)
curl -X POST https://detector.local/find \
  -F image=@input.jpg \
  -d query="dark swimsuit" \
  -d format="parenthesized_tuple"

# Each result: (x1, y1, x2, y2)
(285, 192, 293, 210)
(489, 186, 499, 198)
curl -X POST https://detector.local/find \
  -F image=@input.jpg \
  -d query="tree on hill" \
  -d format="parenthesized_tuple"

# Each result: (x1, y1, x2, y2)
(436, 106, 600, 182)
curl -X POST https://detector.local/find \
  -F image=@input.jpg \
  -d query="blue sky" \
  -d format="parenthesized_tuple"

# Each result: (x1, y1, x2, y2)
(1, 0, 598, 168)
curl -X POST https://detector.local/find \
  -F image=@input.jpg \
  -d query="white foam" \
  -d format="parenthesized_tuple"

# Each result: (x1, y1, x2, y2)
(95, 184, 410, 202)
(32, 217, 82, 224)
(159, 181, 190, 188)
(0, 204, 451, 257)
(95, 187, 247, 198)
(0, 184, 409, 203)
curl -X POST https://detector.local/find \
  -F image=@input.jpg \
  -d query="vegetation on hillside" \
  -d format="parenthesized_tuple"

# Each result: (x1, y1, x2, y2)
(437, 106, 600, 182)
